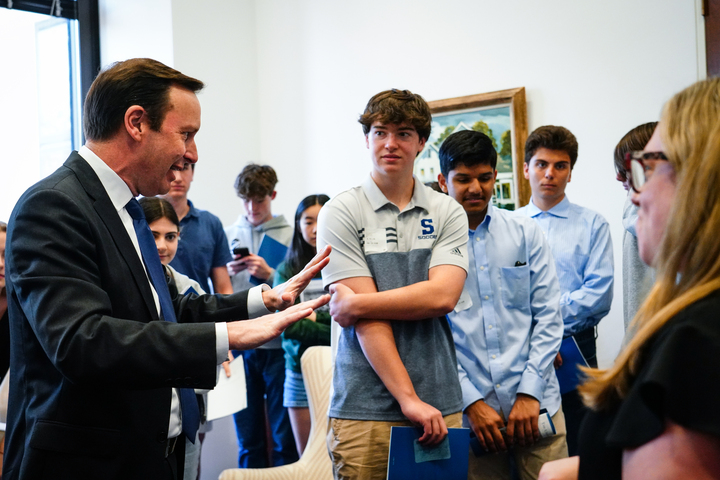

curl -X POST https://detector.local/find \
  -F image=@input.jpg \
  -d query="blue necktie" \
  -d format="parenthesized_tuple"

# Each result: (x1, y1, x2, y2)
(125, 198, 200, 443)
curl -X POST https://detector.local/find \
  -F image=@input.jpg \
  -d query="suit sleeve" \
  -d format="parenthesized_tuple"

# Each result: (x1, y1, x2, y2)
(8, 188, 242, 390)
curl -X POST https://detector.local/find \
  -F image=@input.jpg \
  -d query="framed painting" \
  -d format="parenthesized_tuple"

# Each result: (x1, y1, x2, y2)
(414, 87, 529, 210)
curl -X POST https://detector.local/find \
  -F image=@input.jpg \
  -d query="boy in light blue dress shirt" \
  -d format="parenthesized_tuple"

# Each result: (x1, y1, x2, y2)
(515, 125, 614, 456)
(438, 130, 568, 480)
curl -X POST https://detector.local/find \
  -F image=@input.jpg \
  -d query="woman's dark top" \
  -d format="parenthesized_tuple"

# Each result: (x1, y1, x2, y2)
(578, 289, 720, 479)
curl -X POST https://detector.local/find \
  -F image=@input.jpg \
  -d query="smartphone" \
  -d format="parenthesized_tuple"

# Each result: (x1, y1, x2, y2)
(232, 246, 250, 258)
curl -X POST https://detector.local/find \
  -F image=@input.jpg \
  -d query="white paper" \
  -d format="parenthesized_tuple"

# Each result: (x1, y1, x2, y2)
(453, 287, 473, 313)
(206, 356, 247, 421)
(364, 229, 388, 253)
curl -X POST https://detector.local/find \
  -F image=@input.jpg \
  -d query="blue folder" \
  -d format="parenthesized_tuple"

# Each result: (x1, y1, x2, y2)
(387, 427, 469, 480)
(555, 336, 589, 394)
(249, 235, 288, 285)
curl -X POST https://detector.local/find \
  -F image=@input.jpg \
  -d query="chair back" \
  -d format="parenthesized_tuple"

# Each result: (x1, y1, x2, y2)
(219, 346, 333, 480)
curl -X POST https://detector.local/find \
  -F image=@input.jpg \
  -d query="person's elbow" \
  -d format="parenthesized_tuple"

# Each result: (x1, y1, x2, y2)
(427, 266, 466, 316)
(432, 289, 463, 316)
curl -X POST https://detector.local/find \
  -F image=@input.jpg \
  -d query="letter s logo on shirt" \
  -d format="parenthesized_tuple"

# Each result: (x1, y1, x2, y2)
(421, 219, 434, 235)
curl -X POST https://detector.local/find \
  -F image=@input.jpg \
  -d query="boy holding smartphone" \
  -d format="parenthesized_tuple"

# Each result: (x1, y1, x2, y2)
(225, 164, 295, 467)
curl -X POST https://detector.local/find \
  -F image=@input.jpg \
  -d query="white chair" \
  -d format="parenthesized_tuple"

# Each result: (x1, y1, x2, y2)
(219, 346, 333, 480)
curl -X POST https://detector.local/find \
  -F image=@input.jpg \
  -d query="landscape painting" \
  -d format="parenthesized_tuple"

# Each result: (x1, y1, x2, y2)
(415, 88, 529, 210)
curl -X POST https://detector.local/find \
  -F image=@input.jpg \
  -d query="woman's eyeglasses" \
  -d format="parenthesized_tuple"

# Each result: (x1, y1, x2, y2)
(624, 151, 668, 193)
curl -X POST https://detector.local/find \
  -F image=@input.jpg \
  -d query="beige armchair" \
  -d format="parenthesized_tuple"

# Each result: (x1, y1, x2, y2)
(219, 346, 333, 480)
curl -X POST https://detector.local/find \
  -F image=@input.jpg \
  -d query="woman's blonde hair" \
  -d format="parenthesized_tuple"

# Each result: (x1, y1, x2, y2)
(580, 78, 720, 410)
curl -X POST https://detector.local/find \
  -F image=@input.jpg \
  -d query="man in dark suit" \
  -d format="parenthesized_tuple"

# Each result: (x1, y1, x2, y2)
(2, 58, 329, 480)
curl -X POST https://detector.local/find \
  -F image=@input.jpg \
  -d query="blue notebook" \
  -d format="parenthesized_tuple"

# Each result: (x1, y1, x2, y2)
(555, 336, 589, 394)
(387, 427, 469, 480)
(249, 235, 288, 285)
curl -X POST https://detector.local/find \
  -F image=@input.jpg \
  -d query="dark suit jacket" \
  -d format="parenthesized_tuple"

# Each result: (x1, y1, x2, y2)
(3, 152, 249, 480)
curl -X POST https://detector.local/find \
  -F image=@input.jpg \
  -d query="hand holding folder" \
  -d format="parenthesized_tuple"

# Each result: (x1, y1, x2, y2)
(387, 427, 470, 480)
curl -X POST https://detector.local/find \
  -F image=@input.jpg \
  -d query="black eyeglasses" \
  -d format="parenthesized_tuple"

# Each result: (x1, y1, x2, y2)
(624, 151, 668, 192)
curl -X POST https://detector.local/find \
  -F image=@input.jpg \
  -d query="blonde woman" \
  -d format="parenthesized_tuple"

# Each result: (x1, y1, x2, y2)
(540, 78, 720, 480)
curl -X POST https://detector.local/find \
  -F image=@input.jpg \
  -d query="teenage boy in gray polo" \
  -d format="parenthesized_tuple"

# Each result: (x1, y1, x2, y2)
(317, 89, 469, 479)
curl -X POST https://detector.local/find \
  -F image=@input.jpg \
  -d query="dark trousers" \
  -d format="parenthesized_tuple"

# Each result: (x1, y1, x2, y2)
(232, 348, 298, 468)
(562, 327, 597, 456)
(163, 435, 186, 480)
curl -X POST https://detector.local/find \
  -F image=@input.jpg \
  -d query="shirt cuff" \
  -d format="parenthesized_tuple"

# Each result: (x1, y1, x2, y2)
(248, 284, 272, 318)
(517, 371, 544, 402)
(460, 377, 485, 411)
(215, 322, 229, 364)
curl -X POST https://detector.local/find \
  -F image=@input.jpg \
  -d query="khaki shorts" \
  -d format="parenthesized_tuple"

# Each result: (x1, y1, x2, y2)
(327, 412, 462, 480)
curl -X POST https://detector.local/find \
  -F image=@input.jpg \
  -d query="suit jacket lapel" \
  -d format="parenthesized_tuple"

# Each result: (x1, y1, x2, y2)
(64, 152, 159, 320)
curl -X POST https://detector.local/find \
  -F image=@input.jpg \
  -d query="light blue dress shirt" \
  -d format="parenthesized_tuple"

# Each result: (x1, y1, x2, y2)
(447, 206, 563, 417)
(516, 196, 614, 336)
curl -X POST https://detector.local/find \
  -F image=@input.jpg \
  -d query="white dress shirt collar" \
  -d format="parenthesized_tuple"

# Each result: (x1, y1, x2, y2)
(78, 145, 134, 213)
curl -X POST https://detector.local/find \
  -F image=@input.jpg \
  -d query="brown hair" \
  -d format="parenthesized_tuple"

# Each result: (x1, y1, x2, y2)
(358, 89, 432, 142)
(0, 221, 6, 233)
(580, 78, 720, 410)
(234, 164, 278, 200)
(524, 125, 578, 169)
(84, 58, 204, 142)
(613, 122, 658, 181)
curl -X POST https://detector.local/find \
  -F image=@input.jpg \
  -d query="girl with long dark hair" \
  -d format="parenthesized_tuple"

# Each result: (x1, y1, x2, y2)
(274, 194, 330, 455)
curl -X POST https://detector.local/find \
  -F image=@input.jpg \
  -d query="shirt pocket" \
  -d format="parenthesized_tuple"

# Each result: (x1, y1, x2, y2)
(500, 265, 531, 312)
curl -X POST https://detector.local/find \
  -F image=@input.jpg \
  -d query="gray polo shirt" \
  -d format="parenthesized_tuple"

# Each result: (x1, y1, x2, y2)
(317, 175, 468, 421)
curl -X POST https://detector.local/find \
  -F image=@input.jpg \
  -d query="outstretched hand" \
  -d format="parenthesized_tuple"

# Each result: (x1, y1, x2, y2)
(262, 245, 331, 311)
(227, 294, 330, 350)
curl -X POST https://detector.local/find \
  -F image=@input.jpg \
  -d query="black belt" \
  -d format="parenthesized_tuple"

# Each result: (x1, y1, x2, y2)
(164, 436, 179, 458)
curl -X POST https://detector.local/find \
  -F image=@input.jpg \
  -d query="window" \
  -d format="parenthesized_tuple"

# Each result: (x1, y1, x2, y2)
(0, 0, 98, 221)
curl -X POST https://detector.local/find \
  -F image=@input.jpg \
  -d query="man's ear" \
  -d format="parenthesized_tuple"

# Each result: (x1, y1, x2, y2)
(270, 191, 277, 201)
(125, 106, 146, 142)
(437, 173, 449, 193)
(523, 161, 530, 180)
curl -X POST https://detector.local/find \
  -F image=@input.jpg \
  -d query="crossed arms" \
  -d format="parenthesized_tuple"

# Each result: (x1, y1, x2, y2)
(328, 264, 465, 445)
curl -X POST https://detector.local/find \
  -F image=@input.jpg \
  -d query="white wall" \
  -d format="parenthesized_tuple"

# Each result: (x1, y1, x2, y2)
(99, 0, 174, 66)
(97, 1, 701, 477)
(177, 0, 699, 366)
(171, 0, 261, 229)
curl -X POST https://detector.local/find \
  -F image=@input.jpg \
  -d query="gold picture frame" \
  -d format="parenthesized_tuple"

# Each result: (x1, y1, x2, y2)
(415, 87, 529, 209)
